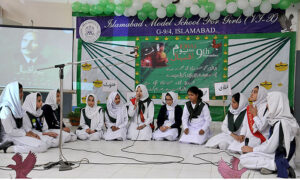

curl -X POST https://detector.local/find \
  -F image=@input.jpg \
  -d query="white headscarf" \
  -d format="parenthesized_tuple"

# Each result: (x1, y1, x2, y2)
(136, 84, 149, 101)
(22, 92, 43, 117)
(267, 92, 299, 157)
(162, 91, 178, 111)
(45, 90, 58, 110)
(0, 81, 24, 118)
(107, 91, 126, 126)
(85, 94, 101, 119)
(229, 93, 248, 115)
(253, 85, 268, 107)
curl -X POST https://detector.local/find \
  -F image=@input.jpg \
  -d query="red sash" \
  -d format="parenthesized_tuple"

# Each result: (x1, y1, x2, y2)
(246, 106, 266, 143)
(130, 98, 154, 130)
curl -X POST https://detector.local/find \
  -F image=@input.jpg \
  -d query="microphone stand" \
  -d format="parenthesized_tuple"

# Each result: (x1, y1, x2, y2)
(37, 48, 137, 171)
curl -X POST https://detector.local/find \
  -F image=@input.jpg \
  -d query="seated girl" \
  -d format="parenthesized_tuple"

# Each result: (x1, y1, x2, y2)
(23, 92, 59, 149)
(42, 89, 77, 142)
(152, 92, 183, 141)
(179, 86, 212, 145)
(104, 92, 128, 141)
(0, 82, 48, 153)
(127, 84, 154, 141)
(76, 94, 104, 141)
(205, 93, 248, 149)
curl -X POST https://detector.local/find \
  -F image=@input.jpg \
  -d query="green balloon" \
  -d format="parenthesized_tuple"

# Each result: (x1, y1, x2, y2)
(123, 0, 133, 7)
(137, 11, 147, 21)
(104, 3, 116, 15)
(221, 10, 228, 16)
(184, 8, 193, 19)
(115, 4, 125, 14)
(166, 4, 176, 17)
(291, 0, 300, 3)
(81, 4, 90, 14)
(96, 4, 104, 14)
(72, 2, 81, 12)
(198, 0, 208, 5)
(148, 10, 158, 20)
(279, 0, 291, 9)
(233, 8, 242, 17)
(142, 2, 153, 13)
(254, 6, 260, 12)
(99, 0, 109, 6)
(90, 5, 98, 15)
(226, 0, 236, 3)
(204, 2, 215, 13)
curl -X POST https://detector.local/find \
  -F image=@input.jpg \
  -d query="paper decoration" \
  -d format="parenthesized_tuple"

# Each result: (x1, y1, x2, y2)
(214, 82, 232, 96)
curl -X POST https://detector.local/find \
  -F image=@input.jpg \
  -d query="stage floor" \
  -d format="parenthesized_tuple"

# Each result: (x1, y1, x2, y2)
(0, 122, 299, 178)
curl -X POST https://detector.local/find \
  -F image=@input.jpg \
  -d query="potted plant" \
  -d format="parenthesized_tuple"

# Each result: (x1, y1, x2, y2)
(68, 111, 81, 126)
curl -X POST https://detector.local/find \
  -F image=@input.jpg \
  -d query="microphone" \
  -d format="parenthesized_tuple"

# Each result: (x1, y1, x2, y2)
(245, 138, 249, 146)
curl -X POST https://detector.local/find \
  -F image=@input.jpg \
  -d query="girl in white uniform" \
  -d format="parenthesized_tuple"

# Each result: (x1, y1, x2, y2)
(127, 84, 154, 141)
(205, 93, 248, 150)
(152, 92, 183, 141)
(0, 82, 48, 153)
(104, 92, 128, 141)
(179, 86, 212, 145)
(228, 85, 270, 153)
(23, 93, 59, 149)
(240, 92, 299, 178)
(76, 94, 104, 141)
(42, 89, 77, 142)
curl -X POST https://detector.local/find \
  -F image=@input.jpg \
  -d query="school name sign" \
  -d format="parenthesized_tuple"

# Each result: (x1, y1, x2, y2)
(76, 10, 283, 38)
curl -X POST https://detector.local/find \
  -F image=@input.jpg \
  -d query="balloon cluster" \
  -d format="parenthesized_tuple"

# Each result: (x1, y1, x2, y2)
(72, 0, 299, 20)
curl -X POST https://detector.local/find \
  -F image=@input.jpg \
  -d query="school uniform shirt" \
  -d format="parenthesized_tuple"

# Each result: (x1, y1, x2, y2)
(240, 92, 299, 175)
(205, 93, 248, 149)
(104, 91, 128, 141)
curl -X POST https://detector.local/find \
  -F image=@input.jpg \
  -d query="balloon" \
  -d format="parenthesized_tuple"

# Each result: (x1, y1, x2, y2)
(270, 0, 280, 4)
(199, 0, 208, 5)
(81, 4, 90, 13)
(157, 8, 167, 18)
(114, 0, 123, 5)
(209, 10, 221, 19)
(199, 6, 209, 17)
(260, 0, 272, 13)
(137, 11, 147, 20)
(132, 0, 143, 10)
(190, 4, 201, 15)
(162, 0, 173, 7)
(90, 5, 98, 15)
(233, 8, 242, 16)
(95, 4, 104, 14)
(104, 3, 116, 15)
(142, 2, 153, 13)
(175, 11, 185, 17)
(149, 10, 158, 19)
(182, 0, 194, 7)
(184, 8, 193, 18)
(176, 4, 186, 16)
(72, 2, 81, 12)
(204, 2, 215, 12)
(278, 0, 291, 9)
(237, 0, 250, 9)
(291, 0, 300, 3)
(249, 0, 262, 7)
(99, 0, 109, 6)
(123, 8, 130, 16)
(243, 6, 254, 16)
(226, 2, 237, 13)
(115, 4, 126, 15)
(152, 0, 162, 8)
(123, 0, 133, 7)
(128, 7, 137, 16)
(215, 0, 227, 11)
(221, 10, 229, 16)
(166, 4, 177, 16)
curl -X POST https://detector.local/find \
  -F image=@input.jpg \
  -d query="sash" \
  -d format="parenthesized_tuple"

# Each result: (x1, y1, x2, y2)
(246, 106, 266, 143)
(130, 98, 154, 130)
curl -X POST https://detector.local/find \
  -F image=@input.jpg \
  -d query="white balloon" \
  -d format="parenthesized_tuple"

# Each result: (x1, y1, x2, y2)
(243, 6, 254, 16)
(151, 0, 162, 8)
(249, 0, 262, 7)
(182, 0, 194, 7)
(88, 0, 98, 5)
(128, 7, 137, 16)
(176, 4, 186, 15)
(123, 8, 130, 17)
(114, 11, 123, 16)
(269, 0, 280, 4)
(114, 0, 123, 5)
(260, 0, 271, 13)
(175, 11, 185, 17)
(209, 10, 220, 20)
(226, 2, 238, 13)
(162, 0, 172, 7)
(190, 4, 201, 15)
(199, 6, 208, 17)
(215, 0, 226, 11)
(157, 8, 167, 18)
(237, 0, 250, 9)
(132, 1, 143, 10)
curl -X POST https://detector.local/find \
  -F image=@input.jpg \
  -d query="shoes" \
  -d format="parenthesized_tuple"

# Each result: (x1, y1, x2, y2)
(0, 141, 14, 153)
(260, 168, 274, 175)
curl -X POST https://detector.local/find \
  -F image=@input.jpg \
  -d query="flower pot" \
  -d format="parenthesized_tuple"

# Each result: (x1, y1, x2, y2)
(70, 117, 80, 126)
